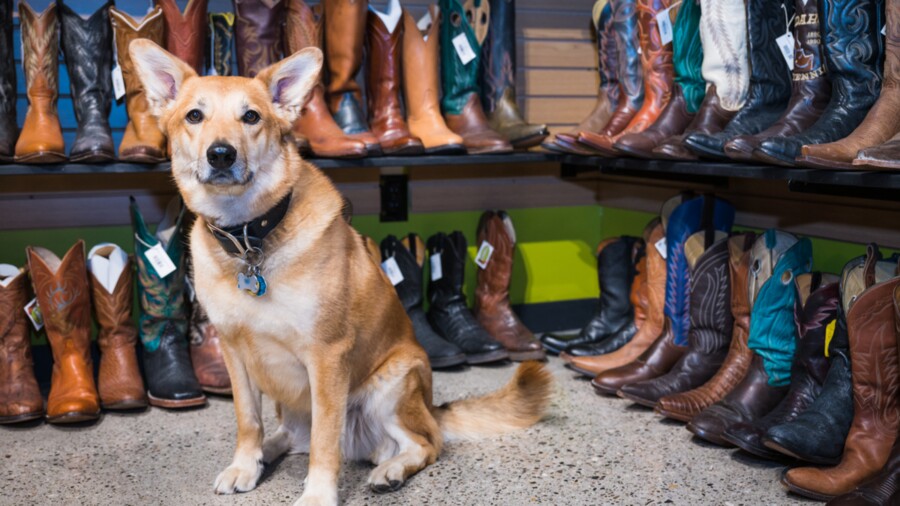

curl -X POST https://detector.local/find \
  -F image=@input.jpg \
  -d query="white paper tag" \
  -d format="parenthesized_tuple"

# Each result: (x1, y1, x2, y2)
(475, 241, 494, 269)
(430, 253, 443, 281)
(145, 243, 177, 278)
(656, 8, 673, 46)
(417, 11, 433, 32)
(112, 65, 126, 100)
(775, 32, 795, 71)
(381, 256, 404, 286)
(655, 238, 668, 259)
(883, 25, 887, 36)
(452, 32, 477, 65)
(24, 298, 43, 331)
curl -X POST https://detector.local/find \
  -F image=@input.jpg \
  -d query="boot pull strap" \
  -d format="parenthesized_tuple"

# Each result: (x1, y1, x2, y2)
(701, 194, 715, 249)
(863, 243, 882, 288)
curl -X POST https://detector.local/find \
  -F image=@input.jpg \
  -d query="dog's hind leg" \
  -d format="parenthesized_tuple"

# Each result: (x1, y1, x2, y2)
(264, 397, 312, 462)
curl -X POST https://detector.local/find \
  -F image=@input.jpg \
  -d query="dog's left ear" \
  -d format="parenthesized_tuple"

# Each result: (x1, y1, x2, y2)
(256, 48, 323, 124)
(129, 39, 198, 118)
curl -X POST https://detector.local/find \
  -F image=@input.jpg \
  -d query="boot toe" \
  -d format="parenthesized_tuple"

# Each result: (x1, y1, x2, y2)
(47, 398, 100, 422)
(687, 406, 739, 446)
(783, 467, 840, 501)
(653, 140, 698, 160)
(619, 381, 665, 407)
(756, 138, 802, 165)
(683, 132, 729, 159)
(613, 134, 659, 158)
(723, 135, 758, 161)
(723, 423, 778, 459)
(540, 333, 574, 355)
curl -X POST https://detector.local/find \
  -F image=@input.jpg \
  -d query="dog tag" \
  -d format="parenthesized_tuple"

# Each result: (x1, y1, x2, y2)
(775, 32, 795, 71)
(237, 271, 267, 296)
(430, 253, 443, 281)
(475, 241, 494, 269)
(381, 256, 404, 286)
(24, 298, 43, 331)
(452, 33, 477, 65)
(144, 243, 177, 278)
(112, 65, 126, 101)
(655, 8, 673, 46)
(655, 238, 668, 259)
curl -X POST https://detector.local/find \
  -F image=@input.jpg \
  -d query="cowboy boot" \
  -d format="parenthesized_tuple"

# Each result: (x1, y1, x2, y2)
(366, 0, 425, 155)
(440, 0, 513, 154)
(827, 434, 900, 506)
(15, 2, 65, 164)
(614, 0, 703, 158)
(784, 270, 900, 500)
(27, 241, 100, 423)
(543, 0, 620, 155)
(656, 233, 757, 422)
(722, 272, 840, 458)
(402, 6, 466, 154)
(283, 0, 367, 158)
(688, 230, 812, 446)
(724, 0, 830, 163)
(427, 232, 508, 365)
(233, 0, 284, 77)
(381, 234, 466, 369)
(541, 236, 641, 355)
(0, 0, 16, 161)
(185, 255, 231, 395)
(684, 0, 794, 159)
(579, 0, 676, 154)
(158, 0, 209, 73)
(111, 6, 167, 163)
(87, 243, 148, 410)
(473, 211, 544, 361)
(0, 264, 43, 424)
(131, 197, 206, 409)
(210, 12, 235, 76)
(480, 0, 548, 148)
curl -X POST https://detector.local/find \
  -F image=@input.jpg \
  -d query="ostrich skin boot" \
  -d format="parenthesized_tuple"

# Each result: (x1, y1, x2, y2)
(0, 0, 16, 161)
(481, 0, 548, 148)
(402, 6, 465, 154)
(684, 0, 794, 159)
(474, 211, 545, 361)
(111, 6, 167, 163)
(0, 265, 43, 424)
(15, 1, 65, 164)
(284, 0, 367, 158)
(233, 0, 284, 77)
(27, 241, 100, 423)
(210, 13, 235, 76)
(87, 244, 148, 410)
(186, 255, 231, 395)
(157, 0, 209, 73)
(58, 1, 115, 163)
(366, 0, 425, 155)
(656, 232, 757, 422)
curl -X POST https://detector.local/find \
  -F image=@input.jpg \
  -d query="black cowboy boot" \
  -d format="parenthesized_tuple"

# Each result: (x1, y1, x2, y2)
(210, 12, 235, 76)
(0, 0, 16, 161)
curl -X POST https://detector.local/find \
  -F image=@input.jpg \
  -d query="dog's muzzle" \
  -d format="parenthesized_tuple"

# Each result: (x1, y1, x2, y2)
(200, 142, 251, 185)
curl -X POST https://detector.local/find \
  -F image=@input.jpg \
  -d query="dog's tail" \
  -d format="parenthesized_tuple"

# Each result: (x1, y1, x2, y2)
(434, 361, 554, 442)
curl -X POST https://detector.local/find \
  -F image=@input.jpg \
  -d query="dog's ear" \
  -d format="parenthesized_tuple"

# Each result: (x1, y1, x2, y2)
(128, 39, 198, 118)
(256, 48, 323, 124)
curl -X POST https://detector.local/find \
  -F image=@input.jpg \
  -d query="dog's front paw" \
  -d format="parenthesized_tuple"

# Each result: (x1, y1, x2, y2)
(292, 485, 338, 506)
(213, 459, 264, 495)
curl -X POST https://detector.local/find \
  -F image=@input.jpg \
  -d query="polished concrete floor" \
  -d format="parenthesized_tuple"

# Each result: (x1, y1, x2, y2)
(1, 356, 813, 505)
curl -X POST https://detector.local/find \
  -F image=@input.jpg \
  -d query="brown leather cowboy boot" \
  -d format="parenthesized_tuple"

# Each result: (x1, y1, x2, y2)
(474, 210, 545, 361)
(14, 1, 65, 164)
(87, 244, 147, 410)
(111, 6, 167, 163)
(0, 264, 44, 424)
(27, 241, 100, 424)
(402, 6, 465, 154)
(284, 0, 367, 158)
(158, 0, 209, 73)
(365, 0, 424, 155)
(233, 0, 284, 77)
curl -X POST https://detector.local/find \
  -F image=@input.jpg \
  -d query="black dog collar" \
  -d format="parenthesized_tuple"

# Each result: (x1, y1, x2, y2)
(207, 193, 292, 256)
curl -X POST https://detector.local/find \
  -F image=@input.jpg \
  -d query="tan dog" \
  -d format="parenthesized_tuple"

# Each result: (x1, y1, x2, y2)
(128, 39, 553, 506)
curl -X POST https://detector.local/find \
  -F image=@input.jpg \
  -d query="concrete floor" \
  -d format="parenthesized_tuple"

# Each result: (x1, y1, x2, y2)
(1, 357, 813, 505)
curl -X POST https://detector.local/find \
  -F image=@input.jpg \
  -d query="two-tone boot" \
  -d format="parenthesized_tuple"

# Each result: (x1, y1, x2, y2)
(87, 243, 147, 410)
(186, 255, 231, 395)
(111, 6, 167, 163)
(210, 12, 235, 76)
(158, 0, 209, 73)
(0, 0, 16, 161)
(427, 232, 508, 365)
(27, 241, 100, 423)
(473, 211, 545, 361)
(481, 0, 548, 148)
(131, 197, 205, 409)
(381, 234, 466, 369)
(233, 0, 283, 77)
(440, 0, 512, 154)
(0, 264, 43, 424)
(15, 2, 65, 164)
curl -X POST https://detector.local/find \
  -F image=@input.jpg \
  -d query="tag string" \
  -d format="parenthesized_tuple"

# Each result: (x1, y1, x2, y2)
(134, 233, 161, 250)
(781, 4, 795, 28)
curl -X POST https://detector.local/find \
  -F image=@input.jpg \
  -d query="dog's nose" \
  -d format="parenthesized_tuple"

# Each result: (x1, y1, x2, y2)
(207, 142, 237, 170)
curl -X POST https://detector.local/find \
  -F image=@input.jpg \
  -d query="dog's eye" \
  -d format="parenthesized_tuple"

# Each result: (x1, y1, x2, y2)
(242, 110, 260, 125)
(186, 109, 204, 124)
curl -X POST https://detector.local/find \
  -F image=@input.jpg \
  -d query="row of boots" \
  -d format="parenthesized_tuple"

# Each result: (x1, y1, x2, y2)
(545, 0, 900, 172)
(0, 197, 231, 425)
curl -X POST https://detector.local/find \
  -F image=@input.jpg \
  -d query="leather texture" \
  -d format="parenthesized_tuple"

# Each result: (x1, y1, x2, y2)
(15, 1, 66, 164)
(826, 433, 900, 506)
(185, 255, 231, 395)
(614, 85, 694, 158)
(325, 0, 370, 134)
(0, 0, 16, 161)
(444, 94, 513, 154)
(233, 0, 284, 78)
(652, 85, 736, 160)
(210, 13, 235, 76)
(671, 0, 703, 113)
(698, 0, 749, 112)
(0, 266, 44, 424)
(58, 1, 115, 163)
(401, 7, 465, 154)
(110, 6, 167, 163)
(27, 242, 100, 423)
(284, 0, 367, 158)
(158, 0, 209, 73)
(426, 232, 508, 364)
(591, 319, 685, 394)
(366, 4, 425, 155)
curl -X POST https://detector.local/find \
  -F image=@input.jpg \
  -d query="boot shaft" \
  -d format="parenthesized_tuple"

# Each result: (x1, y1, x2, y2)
(0, 266, 30, 348)
(427, 231, 468, 305)
(380, 234, 425, 311)
(210, 12, 235, 76)
(819, 0, 884, 96)
(698, 0, 749, 111)
(671, 0, 703, 113)
(0, 0, 15, 116)
(634, 0, 676, 98)
(284, 0, 322, 53)
(596, 235, 640, 321)
(884, 0, 900, 87)
(481, 0, 515, 113)
(324, 0, 368, 109)
(610, 0, 644, 110)
(233, 0, 284, 77)
(19, 2, 59, 105)
(440, 0, 490, 114)
(157, 0, 209, 73)
(793, 272, 840, 384)
(596, 0, 621, 107)
(744, 0, 793, 102)
(26, 241, 92, 353)
(791, 0, 826, 83)
(110, 6, 165, 107)
(365, 3, 405, 125)
(474, 210, 516, 300)
(87, 244, 137, 349)
(402, 6, 443, 121)
(58, 1, 113, 125)
(729, 232, 757, 325)
(686, 234, 733, 353)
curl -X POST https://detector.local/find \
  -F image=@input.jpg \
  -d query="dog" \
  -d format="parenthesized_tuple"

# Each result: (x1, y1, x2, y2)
(129, 39, 553, 506)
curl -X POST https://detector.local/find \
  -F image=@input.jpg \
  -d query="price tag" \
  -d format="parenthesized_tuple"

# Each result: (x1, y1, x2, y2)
(381, 256, 404, 286)
(775, 32, 795, 71)
(417, 11, 433, 32)
(24, 298, 43, 331)
(883, 25, 887, 36)
(475, 241, 494, 269)
(452, 32, 477, 65)
(430, 252, 443, 281)
(655, 238, 667, 259)
(145, 243, 177, 278)
(112, 65, 126, 100)
(656, 8, 673, 46)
